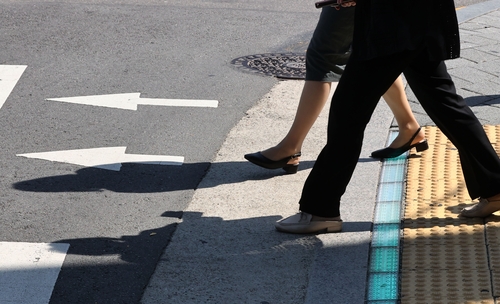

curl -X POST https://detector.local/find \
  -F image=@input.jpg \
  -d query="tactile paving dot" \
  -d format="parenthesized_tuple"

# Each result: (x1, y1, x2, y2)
(401, 125, 500, 303)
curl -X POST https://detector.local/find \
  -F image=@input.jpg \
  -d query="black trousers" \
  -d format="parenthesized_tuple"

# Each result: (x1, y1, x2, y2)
(299, 47, 500, 217)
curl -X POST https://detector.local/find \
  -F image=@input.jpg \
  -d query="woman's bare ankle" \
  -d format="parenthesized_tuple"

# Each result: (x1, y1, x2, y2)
(486, 193, 500, 202)
(261, 146, 301, 164)
(389, 126, 425, 148)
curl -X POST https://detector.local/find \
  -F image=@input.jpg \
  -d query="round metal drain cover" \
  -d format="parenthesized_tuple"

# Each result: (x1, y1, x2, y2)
(231, 53, 305, 79)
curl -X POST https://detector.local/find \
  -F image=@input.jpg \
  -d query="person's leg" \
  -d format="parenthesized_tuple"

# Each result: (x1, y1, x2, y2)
(403, 53, 500, 216)
(245, 6, 355, 169)
(382, 76, 425, 148)
(266, 5, 355, 164)
(260, 81, 331, 163)
(298, 51, 416, 218)
(260, 75, 427, 162)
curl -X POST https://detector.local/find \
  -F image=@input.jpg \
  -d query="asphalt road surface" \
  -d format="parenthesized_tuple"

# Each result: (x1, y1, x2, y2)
(0, 0, 489, 303)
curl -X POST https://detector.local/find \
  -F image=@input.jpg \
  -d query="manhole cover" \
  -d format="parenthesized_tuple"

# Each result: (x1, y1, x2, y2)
(231, 53, 306, 79)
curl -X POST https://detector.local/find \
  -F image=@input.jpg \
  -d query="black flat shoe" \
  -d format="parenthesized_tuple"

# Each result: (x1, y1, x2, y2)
(244, 151, 301, 174)
(371, 127, 429, 159)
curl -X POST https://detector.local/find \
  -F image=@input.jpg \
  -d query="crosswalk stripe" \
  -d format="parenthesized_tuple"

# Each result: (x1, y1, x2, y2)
(0, 242, 69, 304)
(0, 65, 27, 111)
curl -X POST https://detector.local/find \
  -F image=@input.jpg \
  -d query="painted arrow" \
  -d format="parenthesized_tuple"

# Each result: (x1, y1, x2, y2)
(17, 147, 184, 171)
(0, 65, 27, 110)
(46, 93, 218, 110)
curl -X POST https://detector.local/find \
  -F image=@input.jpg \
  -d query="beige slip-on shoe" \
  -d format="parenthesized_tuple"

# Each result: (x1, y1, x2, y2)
(460, 198, 500, 218)
(275, 212, 342, 234)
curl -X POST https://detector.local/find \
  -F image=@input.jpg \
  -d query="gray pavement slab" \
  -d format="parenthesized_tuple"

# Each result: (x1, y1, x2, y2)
(142, 3, 500, 304)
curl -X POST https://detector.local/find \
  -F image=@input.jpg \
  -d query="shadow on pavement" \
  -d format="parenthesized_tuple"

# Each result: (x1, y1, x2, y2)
(12, 158, 378, 193)
(465, 94, 500, 107)
(44, 210, 372, 303)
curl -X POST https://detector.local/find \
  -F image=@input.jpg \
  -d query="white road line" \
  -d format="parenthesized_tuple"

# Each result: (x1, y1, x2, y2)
(17, 147, 184, 171)
(0, 65, 27, 110)
(46, 93, 218, 110)
(0, 242, 69, 304)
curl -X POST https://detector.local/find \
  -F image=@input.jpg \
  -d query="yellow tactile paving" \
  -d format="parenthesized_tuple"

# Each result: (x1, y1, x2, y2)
(400, 270, 493, 304)
(486, 217, 500, 297)
(401, 125, 500, 304)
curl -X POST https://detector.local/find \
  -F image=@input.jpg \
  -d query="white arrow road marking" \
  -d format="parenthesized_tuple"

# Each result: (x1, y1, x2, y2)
(0, 65, 27, 110)
(0, 242, 69, 304)
(46, 93, 218, 110)
(17, 147, 184, 171)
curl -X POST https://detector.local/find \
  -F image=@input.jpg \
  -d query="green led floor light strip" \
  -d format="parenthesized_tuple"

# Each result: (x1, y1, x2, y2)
(366, 131, 406, 303)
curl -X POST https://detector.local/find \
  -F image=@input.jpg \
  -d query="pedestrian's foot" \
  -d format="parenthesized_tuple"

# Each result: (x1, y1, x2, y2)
(371, 127, 428, 158)
(275, 212, 342, 234)
(243, 151, 301, 174)
(460, 194, 500, 217)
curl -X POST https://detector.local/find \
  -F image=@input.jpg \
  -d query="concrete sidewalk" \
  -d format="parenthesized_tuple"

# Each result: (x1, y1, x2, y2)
(141, 2, 500, 303)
